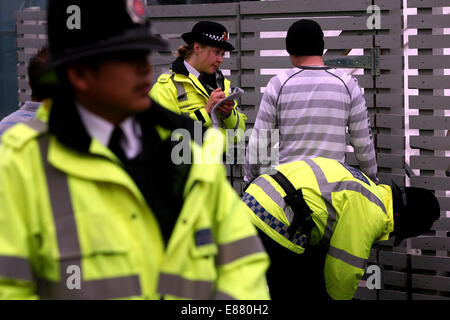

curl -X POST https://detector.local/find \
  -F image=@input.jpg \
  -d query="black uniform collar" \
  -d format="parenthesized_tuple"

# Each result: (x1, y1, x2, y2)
(48, 94, 205, 154)
(171, 56, 190, 77)
(170, 56, 225, 92)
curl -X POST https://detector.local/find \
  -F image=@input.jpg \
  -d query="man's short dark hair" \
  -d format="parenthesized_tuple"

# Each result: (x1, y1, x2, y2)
(28, 46, 50, 101)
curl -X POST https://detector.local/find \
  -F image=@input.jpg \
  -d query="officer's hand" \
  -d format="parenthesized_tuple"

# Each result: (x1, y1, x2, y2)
(205, 88, 226, 114)
(215, 100, 234, 117)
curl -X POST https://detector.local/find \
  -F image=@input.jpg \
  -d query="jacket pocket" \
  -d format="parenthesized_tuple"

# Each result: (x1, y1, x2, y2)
(189, 228, 218, 259)
(58, 213, 133, 276)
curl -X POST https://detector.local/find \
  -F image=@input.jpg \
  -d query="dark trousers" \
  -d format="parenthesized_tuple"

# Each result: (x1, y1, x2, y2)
(257, 229, 329, 300)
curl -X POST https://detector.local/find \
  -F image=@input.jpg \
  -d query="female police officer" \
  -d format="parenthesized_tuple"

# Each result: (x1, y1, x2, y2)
(151, 21, 246, 132)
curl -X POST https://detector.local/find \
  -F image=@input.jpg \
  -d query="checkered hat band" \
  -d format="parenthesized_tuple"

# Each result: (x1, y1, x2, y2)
(202, 33, 228, 42)
(243, 193, 307, 248)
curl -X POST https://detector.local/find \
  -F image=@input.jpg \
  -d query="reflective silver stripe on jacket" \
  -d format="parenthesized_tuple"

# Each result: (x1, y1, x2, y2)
(328, 181, 387, 214)
(216, 235, 265, 266)
(242, 192, 307, 248)
(37, 275, 141, 300)
(173, 80, 188, 102)
(327, 246, 367, 269)
(303, 159, 387, 246)
(158, 273, 235, 300)
(252, 176, 295, 223)
(0, 256, 33, 281)
(304, 159, 337, 247)
(27, 120, 142, 299)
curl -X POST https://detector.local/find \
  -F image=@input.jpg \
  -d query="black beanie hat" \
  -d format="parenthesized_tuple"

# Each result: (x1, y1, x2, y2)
(286, 19, 324, 56)
(391, 184, 440, 246)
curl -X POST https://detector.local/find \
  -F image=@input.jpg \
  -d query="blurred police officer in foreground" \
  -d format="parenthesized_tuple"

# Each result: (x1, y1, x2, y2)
(243, 157, 440, 300)
(0, 0, 269, 300)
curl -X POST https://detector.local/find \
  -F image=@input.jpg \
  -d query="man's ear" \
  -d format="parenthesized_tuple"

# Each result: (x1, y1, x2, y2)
(66, 64, 91, 92)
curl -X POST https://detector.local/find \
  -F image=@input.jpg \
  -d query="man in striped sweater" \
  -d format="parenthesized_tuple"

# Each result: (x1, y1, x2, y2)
(244, 19, 378, 184)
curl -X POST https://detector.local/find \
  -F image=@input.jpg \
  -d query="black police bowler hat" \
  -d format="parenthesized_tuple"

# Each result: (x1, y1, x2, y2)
(182, 21, 234, 52)
(47, 0, 168, 67)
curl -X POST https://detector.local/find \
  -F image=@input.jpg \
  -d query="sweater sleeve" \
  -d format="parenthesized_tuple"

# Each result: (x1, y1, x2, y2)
(244, 77, 279, 183)
(347, 77, 378, 183)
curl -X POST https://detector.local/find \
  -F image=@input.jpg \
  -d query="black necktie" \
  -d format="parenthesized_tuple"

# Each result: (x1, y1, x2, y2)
(108, 126, 126, 161)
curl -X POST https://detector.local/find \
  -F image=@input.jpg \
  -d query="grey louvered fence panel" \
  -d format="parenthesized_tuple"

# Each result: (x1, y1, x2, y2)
(404, 0, 450, 301)
(15, 8, 47, 105)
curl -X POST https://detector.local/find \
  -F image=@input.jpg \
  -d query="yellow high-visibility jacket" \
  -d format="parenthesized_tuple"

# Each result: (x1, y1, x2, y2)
(150, 57, 246, 133)
(242, 157, 394, 300)
(0, 99, 269, 300)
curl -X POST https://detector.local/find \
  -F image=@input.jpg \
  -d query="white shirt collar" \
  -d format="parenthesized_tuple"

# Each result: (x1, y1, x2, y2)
(76, 104, 142, 159)
(184, 60, 200, 79)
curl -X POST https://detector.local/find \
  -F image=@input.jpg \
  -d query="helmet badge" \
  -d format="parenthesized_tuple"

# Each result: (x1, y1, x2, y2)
(126, 0, 146, 25)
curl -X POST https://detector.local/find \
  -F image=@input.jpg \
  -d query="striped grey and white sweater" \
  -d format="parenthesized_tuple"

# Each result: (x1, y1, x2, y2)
(244, 66, 378, 183)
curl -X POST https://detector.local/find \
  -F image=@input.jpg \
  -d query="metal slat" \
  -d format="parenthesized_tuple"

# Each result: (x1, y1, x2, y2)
(240, 92, 262, 107)
(409, 96, 450, 110)
(380, 252, 408, 268)
(409, 115, 450, 130)
(413, 274, 450, 293)
(240, 15, 401, 32)
(410, 136, 450, 151)
(16, 24, 46, 35)
(409, 76, 450, 89)
(376, 154, 405, 168)
(412, 255, 450, 272)
(16, 38, 47, 49)
(410, 176, 450, 190)
(407, 0, 450, 8)
(382, 271, 407, 288)
(408, 15, 450, 28)
(240, 0, 372, 14)
(409, 35, 450, 49)
(411, 236, 450, 251)
(356, 74, 403, 89)
(410, 156, 450, 171)
(370, 114, 404, 129)
(378, 173, 404, 185)
(148, 3, 238, 17)
(153, 20, 237, 34)
(164, 38, 238, 52)
(366, 94, 404, 109)
(376, 134, 405, 149)
(409, 55, 450, 69)
(14, 11, 46, 21)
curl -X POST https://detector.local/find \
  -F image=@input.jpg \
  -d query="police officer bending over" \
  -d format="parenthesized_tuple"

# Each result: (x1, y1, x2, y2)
(0, 0, 269, 300)
(242, 157, 440, 300)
